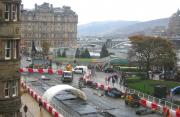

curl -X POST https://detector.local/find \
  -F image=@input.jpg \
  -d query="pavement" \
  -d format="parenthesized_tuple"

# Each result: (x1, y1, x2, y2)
(92, 72, 126, 92)
(21, 92, 52, 117)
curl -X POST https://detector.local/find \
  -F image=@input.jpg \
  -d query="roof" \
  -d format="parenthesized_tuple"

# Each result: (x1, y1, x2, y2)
(42, 85, 87, 103)
(109, 58, 129, 65)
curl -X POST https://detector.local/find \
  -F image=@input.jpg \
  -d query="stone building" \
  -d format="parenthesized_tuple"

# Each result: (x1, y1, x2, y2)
(21, 2, 78, 52)
(0, 0, 21, 117)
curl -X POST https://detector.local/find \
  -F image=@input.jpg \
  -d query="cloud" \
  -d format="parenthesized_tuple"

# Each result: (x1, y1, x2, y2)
(22, 0, 180, 24)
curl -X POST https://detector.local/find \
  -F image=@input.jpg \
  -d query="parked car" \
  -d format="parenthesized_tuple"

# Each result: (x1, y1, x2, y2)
(125, 93, 140, 107)
(104, 68, 114, 73)
(74, 66, 88, 74)
(26, 57, 32, 62)
(105, 88, 123, 98)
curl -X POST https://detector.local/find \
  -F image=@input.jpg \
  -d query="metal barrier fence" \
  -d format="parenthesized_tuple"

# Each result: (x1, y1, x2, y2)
(125, 87, 180, 110)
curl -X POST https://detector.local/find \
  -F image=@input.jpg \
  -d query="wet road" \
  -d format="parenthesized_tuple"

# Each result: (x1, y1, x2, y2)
(21, 71, 162, 117)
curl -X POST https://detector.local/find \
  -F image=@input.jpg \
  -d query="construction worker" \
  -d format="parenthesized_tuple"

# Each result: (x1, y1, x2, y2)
(128, 94, 133, 104)
(166, 109, 171, 117)
(176, 108, 180, 117)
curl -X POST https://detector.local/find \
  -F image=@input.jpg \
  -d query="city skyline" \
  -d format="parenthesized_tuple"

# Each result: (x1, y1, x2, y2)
(22, 0, 180, 24)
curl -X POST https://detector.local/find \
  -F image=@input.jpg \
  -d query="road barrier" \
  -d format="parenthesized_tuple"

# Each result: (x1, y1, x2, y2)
(20, 69, 180, 117)
(83, 73, 180, 117)
(82, 73, 112, 92)
(21, 81, 63, 117)
(19, 68, 63, 75)
(125, 87, 180, 117)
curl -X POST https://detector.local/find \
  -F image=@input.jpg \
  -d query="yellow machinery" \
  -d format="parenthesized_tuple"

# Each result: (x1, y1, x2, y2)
(61, 64, 73, 83)
(66, 64, 73, 71)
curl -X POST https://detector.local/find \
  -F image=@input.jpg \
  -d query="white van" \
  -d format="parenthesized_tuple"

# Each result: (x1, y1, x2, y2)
(73, 66, 88, 74)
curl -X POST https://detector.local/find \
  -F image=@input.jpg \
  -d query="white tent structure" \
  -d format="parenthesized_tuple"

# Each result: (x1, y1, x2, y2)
(42, 85, 87, 103)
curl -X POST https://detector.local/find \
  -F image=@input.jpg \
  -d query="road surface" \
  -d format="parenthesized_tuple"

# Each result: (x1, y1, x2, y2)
(21, 71, 162, 117)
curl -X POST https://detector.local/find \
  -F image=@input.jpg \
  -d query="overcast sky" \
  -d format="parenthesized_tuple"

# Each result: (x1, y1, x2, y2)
(22, 0, 180, 24)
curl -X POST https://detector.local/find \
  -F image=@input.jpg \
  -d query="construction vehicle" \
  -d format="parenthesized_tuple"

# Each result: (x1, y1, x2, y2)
(125, 93, 140, 107)
(66, 64, 73, 71)
(61, 64, 73, 82)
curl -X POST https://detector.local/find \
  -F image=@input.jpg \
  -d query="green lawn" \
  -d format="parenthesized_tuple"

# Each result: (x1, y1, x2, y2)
(127, 77, 180, 95)
(55, 57, 97, 63)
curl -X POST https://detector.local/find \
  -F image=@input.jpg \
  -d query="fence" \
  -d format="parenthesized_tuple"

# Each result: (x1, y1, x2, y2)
(125, 87, 180, 110)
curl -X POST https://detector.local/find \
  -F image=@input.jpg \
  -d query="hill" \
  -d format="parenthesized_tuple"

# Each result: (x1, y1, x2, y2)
(78, 18, 169, 37)
(116, 18, 169, 35)
(78, 20, 139, 36)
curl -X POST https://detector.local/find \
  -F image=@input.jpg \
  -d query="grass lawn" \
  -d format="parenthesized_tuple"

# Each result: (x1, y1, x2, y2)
(55, 57, 97, 63)
(127, 77, 180, 95)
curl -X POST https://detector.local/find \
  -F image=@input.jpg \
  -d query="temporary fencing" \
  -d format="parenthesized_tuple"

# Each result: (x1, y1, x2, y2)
(83, 73, 180, 117)
(19, 68, 63, 75)
(126, 87, 180, 117)
(21, 81, 63, 117)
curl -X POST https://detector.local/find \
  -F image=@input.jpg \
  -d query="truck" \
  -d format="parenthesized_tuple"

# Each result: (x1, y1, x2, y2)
(61, 64, 73, 83)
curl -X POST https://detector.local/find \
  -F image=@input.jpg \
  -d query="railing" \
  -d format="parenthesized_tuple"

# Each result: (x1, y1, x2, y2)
(125, 87, 180, 110)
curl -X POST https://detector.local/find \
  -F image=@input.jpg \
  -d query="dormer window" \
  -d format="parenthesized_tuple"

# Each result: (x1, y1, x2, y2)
(4, 4, 10, 21)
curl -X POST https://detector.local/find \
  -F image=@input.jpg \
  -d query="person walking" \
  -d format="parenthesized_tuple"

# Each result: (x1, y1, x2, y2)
(112, 77, 115, 87)
(105, 76, 108, 85)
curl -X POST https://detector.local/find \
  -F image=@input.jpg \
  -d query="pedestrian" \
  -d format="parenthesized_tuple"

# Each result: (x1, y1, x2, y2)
(112, 77, 115, 87)
(105, 76, 108, 85)
(113, 73, 118, 83)
(39, 100, 43, 112)
(107, 76, 111, 85)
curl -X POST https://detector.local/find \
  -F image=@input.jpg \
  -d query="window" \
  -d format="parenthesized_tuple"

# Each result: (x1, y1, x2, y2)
(5, 40, 11, 60)
(4, 81, 10, 98)
(12, 80, 18, 97)
(12, 4, 17, 21)
(13, 40, 17, 59)
(4, 4, 10, 21)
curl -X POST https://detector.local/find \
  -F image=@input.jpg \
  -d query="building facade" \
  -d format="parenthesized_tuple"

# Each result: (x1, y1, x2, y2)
(0, 0, 21, 117)
(21, 2, 78, 52)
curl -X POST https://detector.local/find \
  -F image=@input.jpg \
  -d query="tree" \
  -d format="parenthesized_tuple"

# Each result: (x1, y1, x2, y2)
(41, 41, 50, 57)
(75, 48, 80, 58)
(57, 49, 61, 57)
(84, 48, 91, 58)
(100, 44, 109, 58)
(80, 50, 85, 58)
(129, 35, 176, 79)
(62, 49, 66, 57)
(80, 48, 90, 58)
(41, 41, 50, 68)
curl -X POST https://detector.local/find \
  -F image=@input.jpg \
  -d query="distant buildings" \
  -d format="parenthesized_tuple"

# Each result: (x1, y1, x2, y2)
(21, 2, 78, 52)
(167, 9, 180, 38)
(0, 0, 21, 116)
(145, 26, 167, 37)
